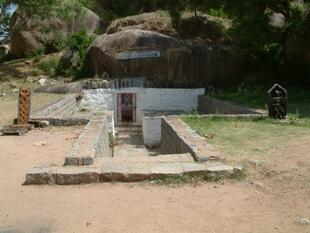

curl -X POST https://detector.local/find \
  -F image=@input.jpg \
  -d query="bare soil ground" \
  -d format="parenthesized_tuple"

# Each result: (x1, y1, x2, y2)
(0, 126, 310, 233)
(0, 61, 309, 232)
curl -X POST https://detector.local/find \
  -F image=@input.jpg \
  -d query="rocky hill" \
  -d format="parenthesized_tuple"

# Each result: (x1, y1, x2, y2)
(4, 7, 243, 86)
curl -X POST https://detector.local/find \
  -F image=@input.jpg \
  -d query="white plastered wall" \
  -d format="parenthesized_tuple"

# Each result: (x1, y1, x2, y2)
(80, 87, 204, 146)
(81, 88, 204, 124)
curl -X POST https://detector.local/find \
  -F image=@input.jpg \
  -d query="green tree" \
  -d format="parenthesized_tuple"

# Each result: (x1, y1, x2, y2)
(102, 0, 163, 20)
(221, 0, 310, 84)
(0, 0, 92, 41)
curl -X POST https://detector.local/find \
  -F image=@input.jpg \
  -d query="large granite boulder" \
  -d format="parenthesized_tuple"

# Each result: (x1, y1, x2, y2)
(10, 8, 100, 58)
(106, 11, 230, 43)
(85, 29, 244, 86)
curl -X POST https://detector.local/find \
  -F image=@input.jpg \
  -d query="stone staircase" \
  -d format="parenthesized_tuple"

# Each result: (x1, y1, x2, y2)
(115, 126, 142, 134)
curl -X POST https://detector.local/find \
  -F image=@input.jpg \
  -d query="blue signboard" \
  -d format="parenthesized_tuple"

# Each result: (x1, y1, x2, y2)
(117, 50, 160, 60)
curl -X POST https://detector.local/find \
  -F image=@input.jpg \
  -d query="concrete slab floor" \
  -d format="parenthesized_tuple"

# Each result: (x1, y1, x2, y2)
(113, 132, 161, 159)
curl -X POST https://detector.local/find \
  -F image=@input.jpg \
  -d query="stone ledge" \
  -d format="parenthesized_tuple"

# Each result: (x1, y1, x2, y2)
(24, 162, 245, 185)
(64, 115, 110, 166)
(64, 157, 94, 166)
(53, 167, 99, 185)
(161, 116, 223, 162)
(24, 166, 100, 185)
(30, 117, 90, 126)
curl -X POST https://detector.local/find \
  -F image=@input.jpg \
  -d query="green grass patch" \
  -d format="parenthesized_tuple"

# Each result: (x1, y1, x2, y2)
(182, 115, 310, 161)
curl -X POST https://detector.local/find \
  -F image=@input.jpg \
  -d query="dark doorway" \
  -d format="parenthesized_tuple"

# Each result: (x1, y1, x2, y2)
(117, 93, 136, 122)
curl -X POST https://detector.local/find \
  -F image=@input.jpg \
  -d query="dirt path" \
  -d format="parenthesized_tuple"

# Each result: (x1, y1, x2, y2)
(0, 127, 310, 233)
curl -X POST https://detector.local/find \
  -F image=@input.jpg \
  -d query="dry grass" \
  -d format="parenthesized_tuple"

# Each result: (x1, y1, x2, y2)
(0, 53, 68, 126)
(0, 92, 65, 126)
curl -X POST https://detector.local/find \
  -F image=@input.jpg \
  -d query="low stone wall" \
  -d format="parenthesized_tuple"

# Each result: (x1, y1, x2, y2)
(31, 94, 91, 126)
(161, 116, 222, 162)
(198, 95, 262, 115)
(32, 95, 78, 118)
(64, 115, 111, 166)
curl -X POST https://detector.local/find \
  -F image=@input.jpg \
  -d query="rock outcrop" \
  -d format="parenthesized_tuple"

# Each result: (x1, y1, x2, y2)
(85, 29, 243, 86)
(106, 11, 231, 43)
(10, 8, 100, 57)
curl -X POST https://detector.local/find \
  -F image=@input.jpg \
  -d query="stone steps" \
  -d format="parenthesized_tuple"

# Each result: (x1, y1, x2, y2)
(99, 153, 194, 164)
(116, 126, 142, 133)
(24, 161, 244, 185)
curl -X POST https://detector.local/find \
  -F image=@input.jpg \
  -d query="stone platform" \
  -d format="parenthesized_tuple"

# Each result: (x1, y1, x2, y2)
(24, 100, 244, 185)
(24, 129, 243, 185)
(24, 160, 243, 185)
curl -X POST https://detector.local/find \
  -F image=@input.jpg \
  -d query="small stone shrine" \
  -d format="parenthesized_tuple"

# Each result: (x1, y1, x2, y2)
(267, 84, 288, 119)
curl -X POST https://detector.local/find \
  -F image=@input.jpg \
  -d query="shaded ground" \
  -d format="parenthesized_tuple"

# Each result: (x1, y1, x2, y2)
(114, 132, 162, 158)
(214, 87, 310, 117)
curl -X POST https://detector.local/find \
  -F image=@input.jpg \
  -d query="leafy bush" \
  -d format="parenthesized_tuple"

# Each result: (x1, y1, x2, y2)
(25, 48, 44, 58)
(38, 58, 59, 75)
(56, 29, 94, 79)
(51, 34, 67, 52)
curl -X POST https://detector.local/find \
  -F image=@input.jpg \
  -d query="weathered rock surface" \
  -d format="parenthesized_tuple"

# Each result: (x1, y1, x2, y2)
(85, 29, 243, 86)
(10, 7, 100, 57)
(107, 11, 177, 36)
(106, 11, 230, 43)
(34, 79, 110, 94)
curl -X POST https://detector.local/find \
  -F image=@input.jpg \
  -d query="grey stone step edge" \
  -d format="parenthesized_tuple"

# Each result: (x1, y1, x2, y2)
(24, 163, 244, 185)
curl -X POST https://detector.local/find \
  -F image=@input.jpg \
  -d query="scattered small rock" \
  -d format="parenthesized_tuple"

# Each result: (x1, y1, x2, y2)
(38, 77, 47, 86)
(12, 88, 18, 93)
(248, 159, 263, 167)
(9, 82, 17, 89)
(233, 163, 245, 173)
(63, 78, 71, 83)
(0, 92, 5, 97)
(24, 60, 33, 65)
(86, 222, 91, 226)
(25, 76, 39, 83)
(203, 133, 216, 140)
(297, 218, 310, 225)
(34, 141, 47, 146)
(250, 181, 264, 189)
(40, 121, 50, 128)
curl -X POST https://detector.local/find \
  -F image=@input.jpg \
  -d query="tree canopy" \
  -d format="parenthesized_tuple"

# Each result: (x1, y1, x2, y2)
(0, 0, 91, 40)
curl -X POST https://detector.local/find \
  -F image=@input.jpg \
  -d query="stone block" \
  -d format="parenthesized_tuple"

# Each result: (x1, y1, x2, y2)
(100, 163, 151, 182)
(64, 157, 94, 166)
(206, 164, 234, 176)
(24, 167, 53, 185)
(181, 163, 206, 176)
(150, 163, 183, 179)
(53, 167, 99, 185)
